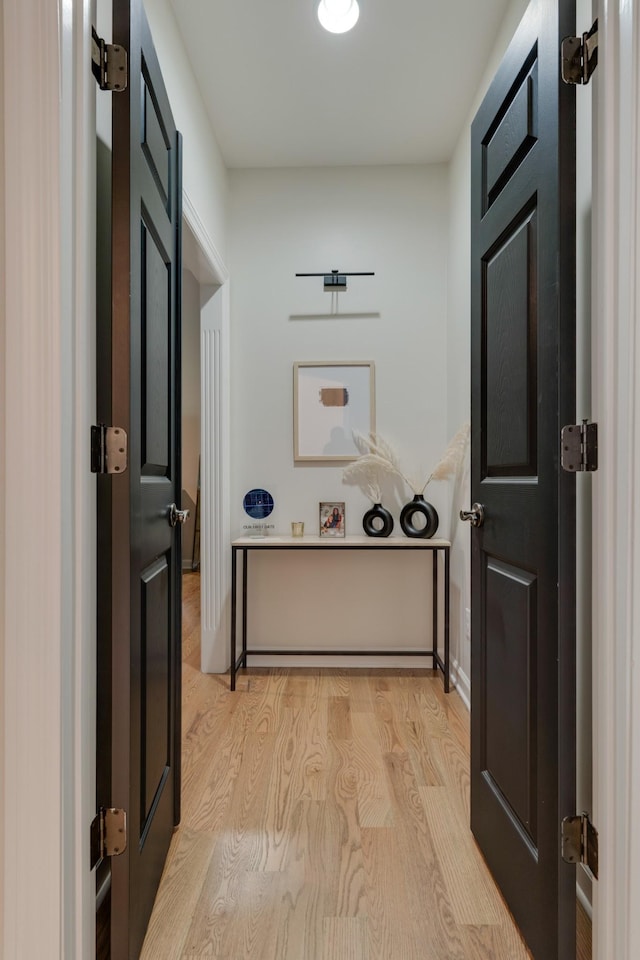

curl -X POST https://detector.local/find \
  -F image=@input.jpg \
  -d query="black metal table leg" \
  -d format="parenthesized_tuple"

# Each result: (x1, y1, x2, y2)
(230, 546, 237, 691)
(242, 548, 248, 666)
(444, 547, 450, 693)
(432, 549, 438, 674)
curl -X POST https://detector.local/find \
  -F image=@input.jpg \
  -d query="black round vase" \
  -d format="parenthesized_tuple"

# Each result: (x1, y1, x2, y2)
(362, 503, 394, 538)
(400, 494, 439, 538)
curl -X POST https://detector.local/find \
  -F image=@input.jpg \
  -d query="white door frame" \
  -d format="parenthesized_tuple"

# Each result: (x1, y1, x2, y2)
(592, 1, 640, 957)
(181, 194, 232, 675)
(1, 0, 95, 957)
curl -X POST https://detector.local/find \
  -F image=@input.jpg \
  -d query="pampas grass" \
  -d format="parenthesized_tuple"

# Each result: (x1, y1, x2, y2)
(420, 421, 470, 491)
(342, 424, 470, 500)
(343, 433, 403, 502)
(342, 458, 384, 503)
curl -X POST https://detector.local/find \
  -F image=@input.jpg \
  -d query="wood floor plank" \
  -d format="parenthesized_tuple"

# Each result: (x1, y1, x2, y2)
(360, 827, 416, 960)
(403, 688, 445, 787)
(139, 827, 216, 960)
(419, 786, 502, 926)
(279, 687, 329, 803)
(217, 869, 285, 960)
(383, 750, 468, 960)
(183, 732, 276, 954)
(323, 918, 367, 960)
(273, 798, 327, 959)
(328, 695, 352, 741)
(324, 735, 367, 919)
(370, 675, 408, 755)
(461, 922, 532, 960)
(246, 688, 288, 736)
(577, 899, 592, 960)
(350, 710, 393, 828)
(346, 671, 376, 714)
(421, 725, 471, 816)
(320, 668, 352, 698)
(181, 694, 257, 832)
(257, 698, 316, 872)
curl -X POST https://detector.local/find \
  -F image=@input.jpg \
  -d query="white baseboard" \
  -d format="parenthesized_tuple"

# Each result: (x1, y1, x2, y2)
(450, 656, 471, 711)
(576, 874, 593, 920)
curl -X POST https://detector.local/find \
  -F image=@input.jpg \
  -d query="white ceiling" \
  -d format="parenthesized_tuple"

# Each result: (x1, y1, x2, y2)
(168, 0, 511, 168)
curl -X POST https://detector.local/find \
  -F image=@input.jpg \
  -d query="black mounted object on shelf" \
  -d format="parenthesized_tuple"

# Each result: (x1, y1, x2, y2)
(400, 495, 439, 539)
(362, 503, 394, 538)
(296, 268, 375, 292)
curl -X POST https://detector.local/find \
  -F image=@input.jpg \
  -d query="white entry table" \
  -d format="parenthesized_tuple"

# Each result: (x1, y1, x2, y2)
(230, 535, 451, 693)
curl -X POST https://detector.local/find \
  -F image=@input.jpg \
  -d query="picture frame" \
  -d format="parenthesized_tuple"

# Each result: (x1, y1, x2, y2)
(293, 361, 375, 462)
(319, 501, 346, 538)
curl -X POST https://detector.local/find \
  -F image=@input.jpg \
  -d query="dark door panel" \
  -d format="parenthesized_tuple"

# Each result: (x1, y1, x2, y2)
(97, 2, 182, 957)
(470, 2, 576, 958)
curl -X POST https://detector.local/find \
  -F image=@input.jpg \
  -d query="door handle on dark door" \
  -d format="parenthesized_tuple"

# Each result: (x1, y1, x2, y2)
(168, 503, 190, 527)
(459, 503, 485, 528)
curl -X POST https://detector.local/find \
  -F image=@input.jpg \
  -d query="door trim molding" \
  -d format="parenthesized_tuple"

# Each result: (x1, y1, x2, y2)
(1, 1, 95, 956)
(200, 283, 231, 673)
(3, 1, 63, 955)
(593, 1, 640, 956)
(181, 189, 231, 674)
(183, 189, 229, 285)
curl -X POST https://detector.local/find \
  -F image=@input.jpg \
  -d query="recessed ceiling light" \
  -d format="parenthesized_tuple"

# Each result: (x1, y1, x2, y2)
(317, 0, 360, 34)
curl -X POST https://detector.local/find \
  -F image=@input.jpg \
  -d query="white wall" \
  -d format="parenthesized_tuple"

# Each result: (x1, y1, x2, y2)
(446, 0, 530, 700)
(144, 0, 229, 259)
(229, 165, 451, 663)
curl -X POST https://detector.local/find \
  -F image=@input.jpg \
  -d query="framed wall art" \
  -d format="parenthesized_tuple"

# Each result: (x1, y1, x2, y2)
(319, 501, 345, 537)
(293, 361, 375, 462)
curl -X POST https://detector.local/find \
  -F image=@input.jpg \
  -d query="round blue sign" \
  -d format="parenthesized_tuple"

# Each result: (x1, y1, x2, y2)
(243, 488, 274, 520)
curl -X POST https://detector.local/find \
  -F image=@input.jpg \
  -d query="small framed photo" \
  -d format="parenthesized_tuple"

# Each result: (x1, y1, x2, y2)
(319, 501, 346, 538)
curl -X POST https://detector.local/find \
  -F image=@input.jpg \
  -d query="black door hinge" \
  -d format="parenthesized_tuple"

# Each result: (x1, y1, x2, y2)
(90, 808, 127, 870)
(561, 812, 599, 879)
(561, 420, 598, 472)
(91, 425, 128, 475)
(562, 19, 598, 85)
(91, 26, 128, 92)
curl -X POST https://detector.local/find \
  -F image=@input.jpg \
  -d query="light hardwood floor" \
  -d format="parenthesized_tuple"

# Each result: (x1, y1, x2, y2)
(141, 573, 591, 960)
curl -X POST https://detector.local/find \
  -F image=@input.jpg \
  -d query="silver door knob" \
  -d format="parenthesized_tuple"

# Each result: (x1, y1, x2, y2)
(459, 503, 485, 528)
(168, 503, 190, 527)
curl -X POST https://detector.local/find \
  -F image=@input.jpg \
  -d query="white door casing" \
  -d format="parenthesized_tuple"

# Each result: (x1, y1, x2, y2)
(2, 0, 95, 957)
(592, 1, 640, 958)
(181, 192, 232, 675)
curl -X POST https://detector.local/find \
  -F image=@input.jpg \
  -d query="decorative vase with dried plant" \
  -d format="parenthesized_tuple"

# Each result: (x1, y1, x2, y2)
(342, 443, 395, 537)
(343, 424, 470, 539)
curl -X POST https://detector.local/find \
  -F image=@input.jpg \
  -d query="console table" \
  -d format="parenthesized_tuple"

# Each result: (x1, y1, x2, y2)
(230, 535, 450, 693)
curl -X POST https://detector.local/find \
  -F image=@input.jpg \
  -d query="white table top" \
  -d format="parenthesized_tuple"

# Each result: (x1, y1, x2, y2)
(232, 535, 451, 548)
